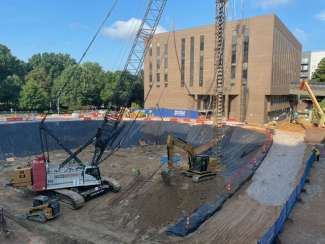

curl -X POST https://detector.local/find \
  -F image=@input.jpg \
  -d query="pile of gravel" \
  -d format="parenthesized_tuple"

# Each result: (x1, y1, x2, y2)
(247, 130, 306, 206)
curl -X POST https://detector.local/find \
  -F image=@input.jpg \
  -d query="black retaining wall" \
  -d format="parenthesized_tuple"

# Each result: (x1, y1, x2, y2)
(0, 120, 266, 164)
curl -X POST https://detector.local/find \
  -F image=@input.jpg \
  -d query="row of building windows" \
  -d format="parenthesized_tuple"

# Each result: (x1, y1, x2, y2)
(272, 28, 300, 88)
(230, 27, 249, 82)
(270, 95, 289, 106)
(148, 35, 206, 87)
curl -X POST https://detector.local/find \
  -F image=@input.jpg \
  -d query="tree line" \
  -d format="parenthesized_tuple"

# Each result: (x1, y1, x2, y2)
(312, 57, 325, 83)
(0, 44, 143, 112)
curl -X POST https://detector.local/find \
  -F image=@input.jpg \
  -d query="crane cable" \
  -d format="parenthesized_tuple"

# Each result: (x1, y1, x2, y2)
(56, 0, 119, 101)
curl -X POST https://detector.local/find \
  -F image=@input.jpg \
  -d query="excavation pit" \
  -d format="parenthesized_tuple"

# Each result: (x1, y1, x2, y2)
(0, 120, 271, 243)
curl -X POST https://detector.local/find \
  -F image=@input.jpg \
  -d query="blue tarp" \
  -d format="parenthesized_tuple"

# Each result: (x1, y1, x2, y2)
(143, 108, 199, 119)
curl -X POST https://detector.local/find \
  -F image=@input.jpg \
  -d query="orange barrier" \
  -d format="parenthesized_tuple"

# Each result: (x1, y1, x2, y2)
(6, 117, 23, 122)
(169, 117, 179, 122)
(91, 111, 99, 118)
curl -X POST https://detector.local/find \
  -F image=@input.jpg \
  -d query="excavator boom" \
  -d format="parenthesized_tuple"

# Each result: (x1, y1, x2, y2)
(300, 80, 325, 127)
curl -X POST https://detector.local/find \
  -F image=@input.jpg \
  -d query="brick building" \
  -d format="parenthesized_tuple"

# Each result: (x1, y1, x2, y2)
(144, 15, 301, 124)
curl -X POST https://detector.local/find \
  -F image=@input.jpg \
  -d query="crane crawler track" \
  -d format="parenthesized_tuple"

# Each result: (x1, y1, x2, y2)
(53, 189, 85, 210)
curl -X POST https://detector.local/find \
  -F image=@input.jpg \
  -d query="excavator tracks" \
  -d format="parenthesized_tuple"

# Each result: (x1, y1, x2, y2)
(183, 170, 217, 183)
(53, 189, 85, 210)
(102, 177, 121, 193)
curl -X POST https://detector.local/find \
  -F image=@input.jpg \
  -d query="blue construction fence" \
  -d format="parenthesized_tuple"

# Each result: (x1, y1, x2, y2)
(258, 153, 316, 244)
(142, 108, 199, 119)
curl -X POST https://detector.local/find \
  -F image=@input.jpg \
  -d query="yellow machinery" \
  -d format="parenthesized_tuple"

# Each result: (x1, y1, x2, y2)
(300, 80, 325, 127)
(26, 196, 60, 223)
(161, 134, 223, 184)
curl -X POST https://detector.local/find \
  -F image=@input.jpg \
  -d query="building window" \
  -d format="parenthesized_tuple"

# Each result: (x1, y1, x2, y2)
(231, 65, 236, 80)
(242, 63, 248, 81)
(149, 62, 153, 83)
(199, 35, 205, 87)
(301, 64, 308, 71)
(156, 43, 160, 83)
(156, 44, 160, 56)
(200, 35, 205, 51)
(302, 58, 309, 64)
(149, 44, 152, 56)
(157, 59, 160, 70)
(242, 27, 249, 81)
(231, 30, 237, 80)
(164, 43, 168, 83)
(181, 38, 186, 87)
(190, 36, 195, 86)
(164, 73, 168, 82)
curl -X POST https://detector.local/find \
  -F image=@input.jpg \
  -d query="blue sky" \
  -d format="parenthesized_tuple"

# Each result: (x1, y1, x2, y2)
(0, 0, 324, 71)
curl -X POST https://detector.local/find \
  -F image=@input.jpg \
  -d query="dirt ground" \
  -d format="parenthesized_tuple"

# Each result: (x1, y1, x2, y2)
(0, 145, 226, 244)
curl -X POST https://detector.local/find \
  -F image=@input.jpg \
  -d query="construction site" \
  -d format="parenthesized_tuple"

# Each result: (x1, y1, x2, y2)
(1, 1, 325, 244)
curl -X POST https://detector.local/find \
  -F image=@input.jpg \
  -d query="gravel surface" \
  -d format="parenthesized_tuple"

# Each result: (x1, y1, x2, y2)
(247, 130, 306, 206)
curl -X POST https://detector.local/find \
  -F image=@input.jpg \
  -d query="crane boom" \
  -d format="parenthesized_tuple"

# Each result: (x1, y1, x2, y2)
(300, 80, 325, 127)
(213, 0, 227, 162)
(214, 0, 227, 122)
(39, 0, 169, 168)
(90, 0, 168, 166)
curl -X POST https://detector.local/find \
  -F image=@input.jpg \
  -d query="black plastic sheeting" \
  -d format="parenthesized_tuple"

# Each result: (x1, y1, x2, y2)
(0, 120, 102, 160)
(166, 130, 272, 237)
(166, 195, 227, 236)
(0, 120, 271, 237)
(0, 120, 228, 160)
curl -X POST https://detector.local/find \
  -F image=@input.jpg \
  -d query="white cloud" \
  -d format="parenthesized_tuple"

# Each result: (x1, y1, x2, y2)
(257, 0, 292, 8)
(315, 10, 325, 21)
(293, 28, 307, 43)
(102, 18, 166, 40)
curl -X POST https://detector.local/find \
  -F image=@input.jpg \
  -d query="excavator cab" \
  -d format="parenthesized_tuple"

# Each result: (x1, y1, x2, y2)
(189, 155, 209, 172)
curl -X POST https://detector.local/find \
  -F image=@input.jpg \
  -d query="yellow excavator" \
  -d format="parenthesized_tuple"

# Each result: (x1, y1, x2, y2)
(300, 80, 325, 127)
(161, 134, 223, 184)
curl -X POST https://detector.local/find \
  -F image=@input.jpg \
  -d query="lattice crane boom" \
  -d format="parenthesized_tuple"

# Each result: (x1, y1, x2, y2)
(214, 0, 227, 161)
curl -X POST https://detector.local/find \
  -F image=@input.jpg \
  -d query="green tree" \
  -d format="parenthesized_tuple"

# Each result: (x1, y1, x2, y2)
(100, 71, 118, 106)
(28, 53, 76, 107)
(0, 44, 28, 109)
(82, 62, 107, 107)
(28, 52, 76, 82)
(101, 71, 143, 107)
(19, 79, 49, 111)
(53, 64, 104, 110)
(0, 75, 23, 107)
(312, 58, 325, 83)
